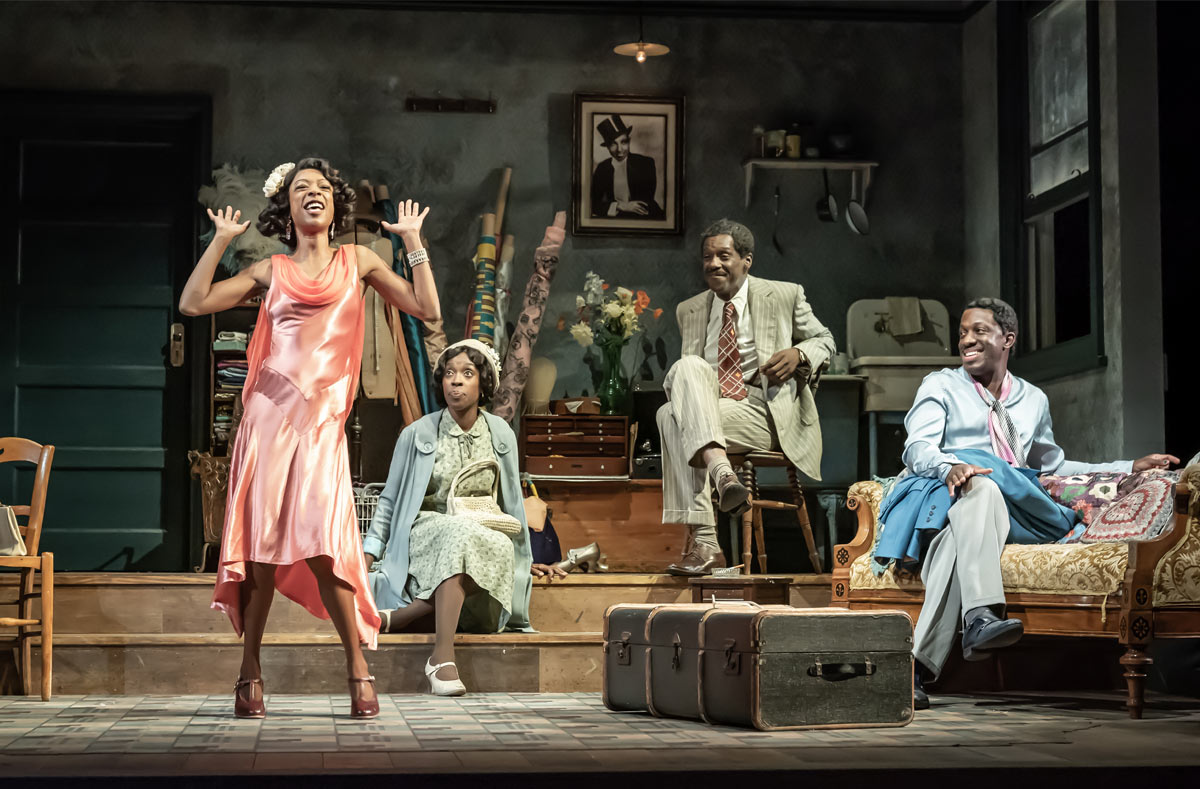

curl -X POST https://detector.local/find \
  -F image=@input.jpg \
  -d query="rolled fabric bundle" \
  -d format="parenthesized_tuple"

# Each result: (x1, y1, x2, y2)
(380, 198, 437, 413)
(490, 212, 566, 422)
(494, 234, 516, 358)
(470, 213, 498, 345)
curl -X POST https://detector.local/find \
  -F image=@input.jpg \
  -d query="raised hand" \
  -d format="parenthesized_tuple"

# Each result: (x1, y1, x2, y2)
(381, 199, 430, 240)
(207, 205, 251, 240)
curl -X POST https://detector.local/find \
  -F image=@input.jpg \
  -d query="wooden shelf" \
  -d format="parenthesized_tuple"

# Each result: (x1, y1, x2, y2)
(742, 158, 879, 208)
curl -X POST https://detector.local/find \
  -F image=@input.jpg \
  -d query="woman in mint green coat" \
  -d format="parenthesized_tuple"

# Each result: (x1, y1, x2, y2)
(363, 340, 557, 695)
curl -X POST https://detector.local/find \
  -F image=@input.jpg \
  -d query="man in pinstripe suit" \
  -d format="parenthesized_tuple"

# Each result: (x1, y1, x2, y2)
(659, 219, 836, 576)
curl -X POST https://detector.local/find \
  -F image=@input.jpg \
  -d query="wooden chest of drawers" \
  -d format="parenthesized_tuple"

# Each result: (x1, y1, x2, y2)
(520, 415, 629, 476)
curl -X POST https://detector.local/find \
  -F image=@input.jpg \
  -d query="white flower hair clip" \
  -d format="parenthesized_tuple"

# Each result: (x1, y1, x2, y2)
(262, 162, 296, 198)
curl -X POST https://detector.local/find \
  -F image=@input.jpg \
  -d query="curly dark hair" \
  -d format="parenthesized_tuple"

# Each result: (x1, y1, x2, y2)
(964, 297, 1019, 337)
(433, 346, 497, 409)
(256, 157, 356, 250)
(701, 218, 755, 258)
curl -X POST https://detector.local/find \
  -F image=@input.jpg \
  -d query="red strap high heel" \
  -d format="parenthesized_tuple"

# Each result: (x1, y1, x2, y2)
(348, 676, 379, 718)
(234, 677, 266, 719)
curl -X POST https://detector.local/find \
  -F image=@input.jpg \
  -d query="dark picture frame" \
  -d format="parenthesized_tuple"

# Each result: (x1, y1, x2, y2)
(572, 93, 685, 236)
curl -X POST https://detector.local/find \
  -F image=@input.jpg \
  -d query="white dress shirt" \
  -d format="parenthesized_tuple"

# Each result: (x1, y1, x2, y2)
(902, 367, 1132, 482)
(606, 158, 631, 216)
(703, 278, 758, 378)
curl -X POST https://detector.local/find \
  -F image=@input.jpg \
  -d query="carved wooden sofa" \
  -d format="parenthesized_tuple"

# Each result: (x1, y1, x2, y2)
(831, 464, 1200, 718)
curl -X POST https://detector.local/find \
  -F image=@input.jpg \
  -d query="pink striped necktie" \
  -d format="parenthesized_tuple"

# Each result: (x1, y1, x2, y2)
(718, 300, 748, 400)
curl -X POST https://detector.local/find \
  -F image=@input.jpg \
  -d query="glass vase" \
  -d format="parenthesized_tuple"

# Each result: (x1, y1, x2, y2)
(597, 340, 631, 416)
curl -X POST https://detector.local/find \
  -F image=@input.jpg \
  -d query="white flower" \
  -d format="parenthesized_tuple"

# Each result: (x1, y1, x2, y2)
(615, 286, 633, 305)
(583, 271, 605, 306)
(602, 301, 623, 319)
(569, 322, 595, 347)
(262, 162, 296, 198)
(576, 295, 586, 309)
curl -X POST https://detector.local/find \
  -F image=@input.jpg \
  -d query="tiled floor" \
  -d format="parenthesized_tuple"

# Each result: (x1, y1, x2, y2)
(1, 692, 1198, 777)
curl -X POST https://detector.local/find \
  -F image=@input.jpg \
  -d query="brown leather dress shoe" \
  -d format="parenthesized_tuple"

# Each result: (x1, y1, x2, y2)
(665, 543, 727, 577)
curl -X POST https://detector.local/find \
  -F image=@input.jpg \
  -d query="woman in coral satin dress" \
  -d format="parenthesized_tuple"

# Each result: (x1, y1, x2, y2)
(179, 157, 441, 719)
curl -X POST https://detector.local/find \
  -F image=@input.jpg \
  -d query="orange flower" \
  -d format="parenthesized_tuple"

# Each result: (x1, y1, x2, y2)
(602, 283, 610, 290)
(653, 308, 664, 319)
(634, 290, 651, 315)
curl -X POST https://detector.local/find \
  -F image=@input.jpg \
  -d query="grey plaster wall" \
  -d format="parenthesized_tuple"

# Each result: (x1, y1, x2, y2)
(0, 1, 965, 399)
(962, 2, 1000, 302)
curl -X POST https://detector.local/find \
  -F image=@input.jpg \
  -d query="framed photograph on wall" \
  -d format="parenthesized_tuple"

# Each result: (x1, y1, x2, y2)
(572, 93, 685, 236)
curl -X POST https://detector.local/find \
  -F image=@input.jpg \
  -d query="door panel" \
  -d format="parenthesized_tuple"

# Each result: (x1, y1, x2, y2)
(1, 94, 210, 570)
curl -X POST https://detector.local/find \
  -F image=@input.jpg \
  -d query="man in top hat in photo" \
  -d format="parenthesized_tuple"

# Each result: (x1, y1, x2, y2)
(590, 114, 665, 220)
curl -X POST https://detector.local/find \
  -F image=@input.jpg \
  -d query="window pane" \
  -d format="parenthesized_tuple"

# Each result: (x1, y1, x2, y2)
(1028, 0, 1088, 148)
(1023, 198, 1091, 351)
(1030, 125, 1089, 197)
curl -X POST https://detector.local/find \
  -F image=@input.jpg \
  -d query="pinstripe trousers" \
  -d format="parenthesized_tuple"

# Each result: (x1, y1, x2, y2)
(657, 355, 779, 531)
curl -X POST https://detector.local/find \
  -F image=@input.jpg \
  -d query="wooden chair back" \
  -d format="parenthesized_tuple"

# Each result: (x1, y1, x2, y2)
(0, 437, 55, 556)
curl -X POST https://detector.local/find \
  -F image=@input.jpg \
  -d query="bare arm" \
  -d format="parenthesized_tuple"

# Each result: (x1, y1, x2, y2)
(179, 206, 269, 316)
(361, 199, 441, 322)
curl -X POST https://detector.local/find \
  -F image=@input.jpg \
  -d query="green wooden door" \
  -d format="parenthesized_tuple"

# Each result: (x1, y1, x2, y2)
(0, 94, 210, 571)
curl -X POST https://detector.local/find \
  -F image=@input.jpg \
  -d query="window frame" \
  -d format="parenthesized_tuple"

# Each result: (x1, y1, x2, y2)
(997, 0, 1106, 382)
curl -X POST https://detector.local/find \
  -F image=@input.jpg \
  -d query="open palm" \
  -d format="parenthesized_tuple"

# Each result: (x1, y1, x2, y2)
(381, 199, 430, 238)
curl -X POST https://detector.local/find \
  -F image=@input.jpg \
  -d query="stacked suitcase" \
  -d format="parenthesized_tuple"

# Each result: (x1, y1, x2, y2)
(603, 601, 914, 730)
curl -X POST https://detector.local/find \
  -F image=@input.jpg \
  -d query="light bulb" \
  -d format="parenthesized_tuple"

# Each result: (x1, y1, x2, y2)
(636, 48, 646, 63)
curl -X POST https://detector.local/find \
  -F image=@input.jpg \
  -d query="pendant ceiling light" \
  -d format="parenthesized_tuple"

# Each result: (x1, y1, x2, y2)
(613, 15, 669, 63)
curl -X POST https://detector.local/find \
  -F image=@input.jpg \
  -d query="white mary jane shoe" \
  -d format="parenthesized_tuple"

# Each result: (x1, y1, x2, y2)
(424, 658, 467, 697)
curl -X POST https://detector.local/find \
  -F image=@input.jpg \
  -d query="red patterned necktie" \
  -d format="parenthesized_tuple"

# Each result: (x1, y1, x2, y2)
(718, 300, 748, 400)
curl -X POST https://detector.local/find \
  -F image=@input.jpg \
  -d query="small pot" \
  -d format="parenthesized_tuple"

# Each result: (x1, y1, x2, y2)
(816, 169, 838, 223)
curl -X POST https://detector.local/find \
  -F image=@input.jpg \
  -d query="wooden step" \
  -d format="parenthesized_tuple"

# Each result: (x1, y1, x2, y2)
(12, 632, 603, 695)
(0, 572, 832, 635)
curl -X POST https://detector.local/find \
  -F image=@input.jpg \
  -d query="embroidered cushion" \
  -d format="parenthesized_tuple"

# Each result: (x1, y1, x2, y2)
(1039, 472, 1127, 525)
(1118, 468, 1181, 497)
(1082, 476, 1176, 543)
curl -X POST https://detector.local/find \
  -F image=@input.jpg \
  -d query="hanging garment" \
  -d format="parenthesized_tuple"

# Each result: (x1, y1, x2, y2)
(490, 213, 566, 421)
(493, 235, 515, 359)
(470, 227, 498, 345)
(212, 246, 380, 649)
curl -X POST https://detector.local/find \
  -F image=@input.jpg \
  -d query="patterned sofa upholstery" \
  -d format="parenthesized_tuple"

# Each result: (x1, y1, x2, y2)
(831, 464, 1200, 719)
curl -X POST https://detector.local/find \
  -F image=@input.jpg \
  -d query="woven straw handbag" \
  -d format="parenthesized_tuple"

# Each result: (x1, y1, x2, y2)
(446, 458, 523, 536)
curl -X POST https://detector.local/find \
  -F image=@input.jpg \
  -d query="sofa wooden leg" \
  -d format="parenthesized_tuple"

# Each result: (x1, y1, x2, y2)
(1119, 647, 1151, 719)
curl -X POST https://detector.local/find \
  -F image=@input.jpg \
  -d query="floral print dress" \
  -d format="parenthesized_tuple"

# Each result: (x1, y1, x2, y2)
(405, 411, 516, 632)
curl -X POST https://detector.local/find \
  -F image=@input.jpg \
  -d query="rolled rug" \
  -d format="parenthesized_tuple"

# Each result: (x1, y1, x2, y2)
(470, 213, 498, 345)
(490, 212, 566, 422)
(379, 198, 437, 413)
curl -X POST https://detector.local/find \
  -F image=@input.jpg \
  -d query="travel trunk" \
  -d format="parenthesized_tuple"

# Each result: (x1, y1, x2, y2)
(698, 606, 914, 730)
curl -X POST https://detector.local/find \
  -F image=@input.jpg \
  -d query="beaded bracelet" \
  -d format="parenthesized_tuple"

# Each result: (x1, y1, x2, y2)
(407, 247, 430, 267)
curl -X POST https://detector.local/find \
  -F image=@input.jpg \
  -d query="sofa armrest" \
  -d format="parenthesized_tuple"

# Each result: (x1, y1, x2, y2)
(840, 480, 884, 566)
(1135, 465, 1200, 606)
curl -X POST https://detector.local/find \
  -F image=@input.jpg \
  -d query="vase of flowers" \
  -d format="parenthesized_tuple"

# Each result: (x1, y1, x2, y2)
(566, 272, 660, 415)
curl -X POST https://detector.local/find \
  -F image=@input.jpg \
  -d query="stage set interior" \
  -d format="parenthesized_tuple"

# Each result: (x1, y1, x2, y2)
(1, 0, 1199, 785)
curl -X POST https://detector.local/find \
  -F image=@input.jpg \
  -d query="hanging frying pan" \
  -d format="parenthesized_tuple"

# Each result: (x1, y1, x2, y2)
(816, 168, 838, 223)
(845, 169, 870, 235)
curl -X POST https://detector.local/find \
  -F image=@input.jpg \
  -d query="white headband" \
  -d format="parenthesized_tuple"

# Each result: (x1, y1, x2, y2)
(438, 339, 502, 386)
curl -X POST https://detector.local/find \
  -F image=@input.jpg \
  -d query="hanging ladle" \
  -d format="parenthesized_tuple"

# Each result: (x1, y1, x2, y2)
(816, 168, 838, 223)
(845, 169, 870, 235)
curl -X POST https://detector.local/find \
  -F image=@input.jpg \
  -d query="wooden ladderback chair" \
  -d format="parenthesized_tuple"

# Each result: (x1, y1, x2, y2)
(0, 437, 55, 700)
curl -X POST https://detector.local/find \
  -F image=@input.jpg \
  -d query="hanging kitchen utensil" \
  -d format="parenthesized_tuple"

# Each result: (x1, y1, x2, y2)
(772, 185, 784, 254)
(845, 169, 870, 235)
(816, 168, 838, 223)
